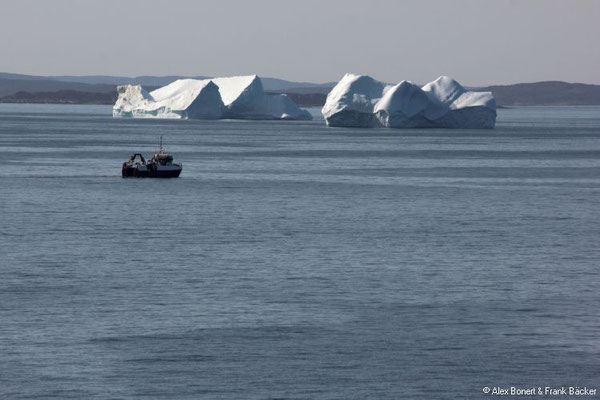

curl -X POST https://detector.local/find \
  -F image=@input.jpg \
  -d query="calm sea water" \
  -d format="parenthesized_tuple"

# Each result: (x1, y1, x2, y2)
(1, 105, 599, 399)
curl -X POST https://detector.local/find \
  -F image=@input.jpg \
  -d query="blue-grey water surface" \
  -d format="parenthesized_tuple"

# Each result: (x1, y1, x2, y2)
(1, 105, 599, 399)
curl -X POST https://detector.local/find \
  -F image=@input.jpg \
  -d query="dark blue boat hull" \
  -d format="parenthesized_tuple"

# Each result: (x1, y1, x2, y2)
(122, 165, 181, 178)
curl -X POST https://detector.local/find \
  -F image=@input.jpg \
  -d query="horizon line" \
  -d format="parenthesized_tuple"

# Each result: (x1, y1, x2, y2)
(1, 70, 599, 88)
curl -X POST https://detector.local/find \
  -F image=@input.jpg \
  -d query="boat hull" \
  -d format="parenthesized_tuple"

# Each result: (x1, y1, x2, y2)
(122, 165, 182, 178)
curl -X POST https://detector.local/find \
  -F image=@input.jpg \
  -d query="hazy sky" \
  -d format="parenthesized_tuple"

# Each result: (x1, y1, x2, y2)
(0, 0, 598, 85)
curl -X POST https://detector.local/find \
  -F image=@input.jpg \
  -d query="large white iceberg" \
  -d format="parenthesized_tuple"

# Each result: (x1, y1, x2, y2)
(113, 75, 311, 121)
(211, 75, 312, 120)
(114, 79, 224, 119)
(322, 74, 496, 129)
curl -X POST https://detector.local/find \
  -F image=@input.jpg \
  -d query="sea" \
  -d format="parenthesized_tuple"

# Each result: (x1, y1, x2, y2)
(1, 104, 599, 399)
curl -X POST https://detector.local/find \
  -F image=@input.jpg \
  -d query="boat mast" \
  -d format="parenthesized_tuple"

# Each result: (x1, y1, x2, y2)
(159, 135, 164, 154)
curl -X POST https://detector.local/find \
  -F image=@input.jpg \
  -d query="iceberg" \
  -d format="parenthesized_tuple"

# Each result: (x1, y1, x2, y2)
(146, 79, 224, 119)
(212, 75, 312, 120)
(320, 74, 387, 127)
(113, 75, 311, 121)
(113, 79, 224, 119)
(322, 74, 496, 129)
(113, 85, 155, 118)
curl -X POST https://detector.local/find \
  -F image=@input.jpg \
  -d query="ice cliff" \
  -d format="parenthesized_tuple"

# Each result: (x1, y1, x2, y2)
(113, 75, 311, 121)
(322, 74, 496, 129)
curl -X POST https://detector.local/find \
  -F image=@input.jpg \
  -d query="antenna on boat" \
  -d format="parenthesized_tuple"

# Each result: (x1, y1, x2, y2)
(159, 135, 164, 153)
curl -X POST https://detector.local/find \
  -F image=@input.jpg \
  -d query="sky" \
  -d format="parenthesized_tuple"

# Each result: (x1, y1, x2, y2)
(0, 0, 598, 86)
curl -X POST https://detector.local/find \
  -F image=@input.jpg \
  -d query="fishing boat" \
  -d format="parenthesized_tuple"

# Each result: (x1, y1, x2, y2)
(122, 136, 182, 178)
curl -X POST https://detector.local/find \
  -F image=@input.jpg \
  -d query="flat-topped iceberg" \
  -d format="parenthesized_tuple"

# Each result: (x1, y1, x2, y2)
(114, 79, 224, 119)
(113, 75, 311, 121)
(322, 74, 496, 129)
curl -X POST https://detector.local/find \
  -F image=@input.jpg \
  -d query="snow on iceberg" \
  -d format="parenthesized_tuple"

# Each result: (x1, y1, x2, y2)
(322, 74, 496, 129)
(212, 75, 312, 120)
(147, 79, 224, 119)
(113, 85, 155, 118)
(113, 75, 311, 121)
(320, 74, 388, 127)
(113, 79, 223, 119)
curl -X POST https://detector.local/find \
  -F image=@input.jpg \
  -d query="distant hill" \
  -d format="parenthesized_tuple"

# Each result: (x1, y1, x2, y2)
(0, 72, 599, 107)
(0, 72, 334, 92)
(0, 90, 117, 104)
(0, 72, 210, 87)
(270, 81, 600, 107)
(0, 72, 56, 81)
(480, 81, 600, 106)
(260, 77, 335, 91)
(266, 92, 328, 108)
(52, 75, 212, 87)
(0, 77, 115, 97)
